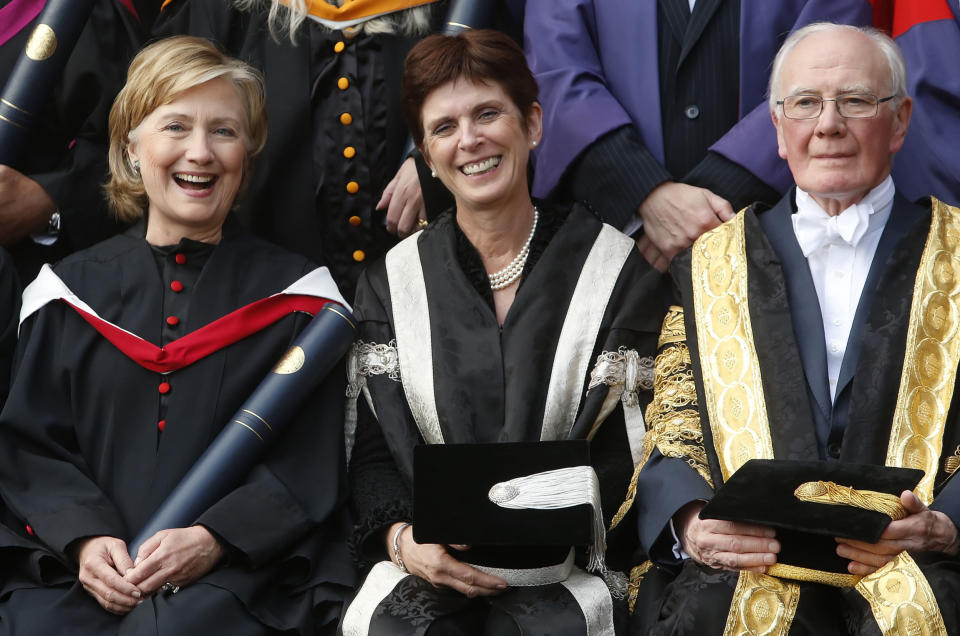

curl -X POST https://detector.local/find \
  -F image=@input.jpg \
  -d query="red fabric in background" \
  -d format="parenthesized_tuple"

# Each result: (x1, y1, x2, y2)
(872, 0, 955, 37)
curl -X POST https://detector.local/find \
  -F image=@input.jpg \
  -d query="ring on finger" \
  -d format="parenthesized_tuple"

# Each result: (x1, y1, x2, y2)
(161, 582, 180, 595)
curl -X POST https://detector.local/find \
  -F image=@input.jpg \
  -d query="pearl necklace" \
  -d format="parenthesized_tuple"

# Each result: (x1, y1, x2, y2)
(488, 207, 539, 291)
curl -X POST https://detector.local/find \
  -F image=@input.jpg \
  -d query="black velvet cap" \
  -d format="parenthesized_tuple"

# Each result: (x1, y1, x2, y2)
(413, 441, 593, 568)
(700, 459, 924, 577)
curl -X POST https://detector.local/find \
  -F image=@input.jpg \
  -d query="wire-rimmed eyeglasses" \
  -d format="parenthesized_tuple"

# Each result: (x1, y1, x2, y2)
(776, 93, 896, 120)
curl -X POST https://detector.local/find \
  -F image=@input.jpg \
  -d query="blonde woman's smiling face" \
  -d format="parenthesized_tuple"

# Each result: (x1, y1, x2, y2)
(129, 78, 248, 245)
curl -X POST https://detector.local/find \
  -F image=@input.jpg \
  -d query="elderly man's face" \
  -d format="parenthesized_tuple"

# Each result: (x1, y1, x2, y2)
(772, 30, 912, 213)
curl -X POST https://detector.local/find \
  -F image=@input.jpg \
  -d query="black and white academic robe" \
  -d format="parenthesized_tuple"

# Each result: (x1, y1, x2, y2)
(341, 202, 664, 635)
(632, 191, 960, 635)
(0, 220, 355, 635)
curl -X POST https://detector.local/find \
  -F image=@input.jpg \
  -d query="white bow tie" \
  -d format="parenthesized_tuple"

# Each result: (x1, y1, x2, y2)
(792, 203, 874, 257)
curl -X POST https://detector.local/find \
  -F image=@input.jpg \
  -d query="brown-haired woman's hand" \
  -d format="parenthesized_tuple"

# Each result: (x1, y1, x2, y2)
(73, 535, 142, 614)
(386, 522, 507, 597)
(378, 158, 426, 238)
(123, 525, 224, 596)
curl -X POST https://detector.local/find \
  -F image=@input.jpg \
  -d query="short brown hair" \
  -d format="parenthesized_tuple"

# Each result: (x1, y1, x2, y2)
(106, 36, 267, 222)
(401, 29, 538, 148)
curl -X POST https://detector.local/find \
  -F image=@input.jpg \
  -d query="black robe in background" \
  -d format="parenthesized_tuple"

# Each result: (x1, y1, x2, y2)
(152, 0, 450, 301)
(0, 0, 143, 280)
(0, 247, 19, 410)
(346, 203, 664, 634)
(0, 221, 354, 635)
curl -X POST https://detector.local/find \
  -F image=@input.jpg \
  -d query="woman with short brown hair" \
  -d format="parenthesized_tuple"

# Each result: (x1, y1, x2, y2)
(342, 29, 663, 635)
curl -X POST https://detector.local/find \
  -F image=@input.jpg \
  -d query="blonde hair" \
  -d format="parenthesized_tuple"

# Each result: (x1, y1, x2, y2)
(106, 36, 267, 222)
(234, 0, 431, 43)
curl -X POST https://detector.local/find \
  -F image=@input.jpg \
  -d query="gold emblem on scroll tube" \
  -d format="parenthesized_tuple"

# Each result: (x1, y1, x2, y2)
(274, 346, 305, 374)
(26, 25, 57, 61)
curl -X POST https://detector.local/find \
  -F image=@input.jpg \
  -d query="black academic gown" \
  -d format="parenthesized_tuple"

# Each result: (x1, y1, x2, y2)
(0, 247, 19, 410)
(344, 203, 663, 635)
(632, 191, 960, 635)
(0, 0, 142, 280)
(0, 220, 354, 635)
(152, 0, 454, 301)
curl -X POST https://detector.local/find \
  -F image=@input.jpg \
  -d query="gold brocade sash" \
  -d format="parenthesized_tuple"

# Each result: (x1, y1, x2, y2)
(691, 212, 774, 480)
(885, 198, 960, 505)
(691, 213, 802, 634)
(692, 204, 959, 636)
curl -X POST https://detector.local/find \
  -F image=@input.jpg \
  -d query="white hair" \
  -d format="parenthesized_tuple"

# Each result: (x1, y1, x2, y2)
(234, 0, 432, 43)
(768, 22, 908, 112)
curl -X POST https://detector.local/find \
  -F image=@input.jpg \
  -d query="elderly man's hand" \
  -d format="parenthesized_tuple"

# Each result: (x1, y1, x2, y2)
(636, 182, 734, 271)
(0, 165, 56, 246)
(835, 491, 960, 576)
(74, 535, 142, 614)
(675, 500, 780, 573)
(386, 522, 507, 598)
(123, 526, 224, 596)
(379, 157, 426, 238)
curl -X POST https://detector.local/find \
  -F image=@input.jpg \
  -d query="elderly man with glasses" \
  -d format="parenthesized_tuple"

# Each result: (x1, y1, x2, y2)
(628, 22, 960, 635)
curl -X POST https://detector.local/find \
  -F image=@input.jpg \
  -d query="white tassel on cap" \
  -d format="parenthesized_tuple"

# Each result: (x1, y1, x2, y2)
(488, 466, 608, 577)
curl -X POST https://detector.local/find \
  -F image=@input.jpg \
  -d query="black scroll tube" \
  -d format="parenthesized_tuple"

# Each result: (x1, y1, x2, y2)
(128, 303, 356, 558)
(0, 0, 98, 167)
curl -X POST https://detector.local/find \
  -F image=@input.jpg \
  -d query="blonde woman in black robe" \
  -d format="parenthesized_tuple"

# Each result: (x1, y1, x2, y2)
(0, 36, 353, 635)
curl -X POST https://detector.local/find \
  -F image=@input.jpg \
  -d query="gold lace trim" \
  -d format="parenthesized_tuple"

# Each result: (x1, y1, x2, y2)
(647, 338, 712, 485)
(627, 561, 654, 615)
(945, 445, 960, 476)
(886, 198, 960, 503)
(724, 572, 800, 636)
(658, 305, 686, 347)
(609, 327, 711, 529)
(794, 480, 907, 520)
(856, 551, 947, 636)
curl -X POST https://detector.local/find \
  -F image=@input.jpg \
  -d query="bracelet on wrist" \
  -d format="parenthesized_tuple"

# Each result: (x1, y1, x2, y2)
(392, 522, 411, 573)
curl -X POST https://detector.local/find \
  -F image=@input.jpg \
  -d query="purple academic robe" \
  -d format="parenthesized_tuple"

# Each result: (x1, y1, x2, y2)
(890, 2, 960, 206)
(526, 0, 873, 199)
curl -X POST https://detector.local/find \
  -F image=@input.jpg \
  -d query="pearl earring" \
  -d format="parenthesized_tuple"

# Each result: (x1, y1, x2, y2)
(531, 140, 538, 148)
(431, 170, 437, 178)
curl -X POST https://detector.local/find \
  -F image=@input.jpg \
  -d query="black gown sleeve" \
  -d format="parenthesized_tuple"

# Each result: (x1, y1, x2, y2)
(196, 349, 353, 568)
(0, 248, 20, 410)
(683, 151, 781, 213)
(347, 268, 414, 569)
(567, 125, 673, 231)
(0, 307, 128, 557)
(633, 305, 715, 563)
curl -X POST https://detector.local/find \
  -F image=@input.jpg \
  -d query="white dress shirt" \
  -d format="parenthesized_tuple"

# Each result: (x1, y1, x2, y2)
(792, 176, 895, 402)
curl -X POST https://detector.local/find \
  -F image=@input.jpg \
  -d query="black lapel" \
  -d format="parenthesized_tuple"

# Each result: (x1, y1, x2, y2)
(659, 0, 690, 47)
(758, 192, 832, 422)
(678, 0, 723, 69)
(746, 207, 821, 461)
(843, 197, 931, 464)
(835, 193, 922, 395)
